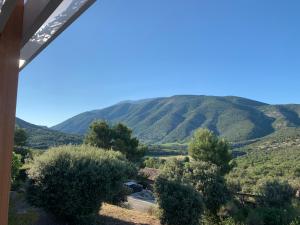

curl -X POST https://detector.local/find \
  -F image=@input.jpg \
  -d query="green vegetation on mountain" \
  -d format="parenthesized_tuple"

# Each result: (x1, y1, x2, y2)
(16, 118, 83, 149)
(51, 95, 300, 144)
(227, 127, 300, 193)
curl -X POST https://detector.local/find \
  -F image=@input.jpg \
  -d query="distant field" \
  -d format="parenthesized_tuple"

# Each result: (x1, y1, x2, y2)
(146, 143, 188, 157)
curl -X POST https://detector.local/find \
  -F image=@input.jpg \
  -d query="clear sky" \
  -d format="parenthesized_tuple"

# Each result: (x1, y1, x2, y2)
(17, 0, 300, 126)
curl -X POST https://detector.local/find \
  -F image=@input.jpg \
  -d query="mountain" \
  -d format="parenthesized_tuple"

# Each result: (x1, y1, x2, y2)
(16, 118, 83, 149)
(51, 95, 300, 144)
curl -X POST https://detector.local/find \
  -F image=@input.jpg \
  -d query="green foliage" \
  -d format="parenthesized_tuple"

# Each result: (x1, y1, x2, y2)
(143, 157, 166, 169)
(290, 217, 300, 225)
(220, 217, 245, 225)
(227, 139, 300, 193)
(14, 147, 33, 163)
(257, 180, 294, 208)
(11, 152, 22, 183)
(154, 176, 203, 225)
(14, 127, 28, 147)
(26, 145, 135, 224)
(245, 207, 295, 225)
(161, 159, 230, 214)
(84, 121, 112, 149)
(84, 121, 145, 161)
(160, 159, 186, 181)
(184, 161, 231, 214)
(188, 128, 233, 174)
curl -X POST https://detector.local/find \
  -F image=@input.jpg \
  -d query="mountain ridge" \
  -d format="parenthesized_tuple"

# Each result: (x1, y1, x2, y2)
(16, 118, 83, 149)
(51, 95, 300, 144)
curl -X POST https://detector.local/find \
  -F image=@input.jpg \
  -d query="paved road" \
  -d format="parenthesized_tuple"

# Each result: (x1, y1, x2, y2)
(127, 196, 157, 213)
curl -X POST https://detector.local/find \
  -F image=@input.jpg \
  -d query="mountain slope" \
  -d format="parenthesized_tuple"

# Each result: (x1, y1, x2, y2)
(16, 118, 83, 149)
(52, 95, 300, 144)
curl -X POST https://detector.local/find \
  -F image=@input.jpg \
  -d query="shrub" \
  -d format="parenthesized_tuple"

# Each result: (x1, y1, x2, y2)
(11, 152, 22, 188)
(143, 157, 166, 169)
(26, 145, 135, 224)
(14, 147, 33, 163)
(290, 217, 300, 225)
(248, 207, 292, 225)
(161, 159, 230, 214)
(220, 217, 245, 225)
(184, 161, 231, 214)
(154, 176, 203, 225)
(257, 180, 294, 208)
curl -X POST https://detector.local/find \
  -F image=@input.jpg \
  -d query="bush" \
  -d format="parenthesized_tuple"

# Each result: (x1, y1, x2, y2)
(290, 217, 300, 225)
(161, 159, 230, 214)
(184, 161, 231, 214)
(154, 176, 203, 225)
(143, 157, 166, 169)
(11, 152, 22, 188)
(247, 207, 293, 225)
(220, 217, 245, 225)
(257, 180, 294, 208)
(26, 145, 135, 224)
(14, 147, 33, 163)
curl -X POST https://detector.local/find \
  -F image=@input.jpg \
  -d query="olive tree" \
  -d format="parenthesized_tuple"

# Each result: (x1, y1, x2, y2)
(160, 159, 230, 214)
(154, 176, 203, 225)
(27, 145, 135, 224)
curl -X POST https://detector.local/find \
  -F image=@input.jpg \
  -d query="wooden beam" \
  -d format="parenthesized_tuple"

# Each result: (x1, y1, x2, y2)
(0, 0, 18, 33)
(0, 0, 24, 224)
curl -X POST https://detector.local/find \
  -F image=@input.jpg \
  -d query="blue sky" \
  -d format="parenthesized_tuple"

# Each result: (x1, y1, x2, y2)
(17, 0, 300, 126)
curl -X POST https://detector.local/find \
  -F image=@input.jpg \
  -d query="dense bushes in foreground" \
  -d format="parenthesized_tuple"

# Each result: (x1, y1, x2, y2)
(154, 177, 203, 225)
(26, 145, 135, 224)
(154, 129, 300, 225)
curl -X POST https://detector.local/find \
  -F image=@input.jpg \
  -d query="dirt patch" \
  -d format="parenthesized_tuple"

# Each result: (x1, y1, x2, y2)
(99, 204, 160, 225)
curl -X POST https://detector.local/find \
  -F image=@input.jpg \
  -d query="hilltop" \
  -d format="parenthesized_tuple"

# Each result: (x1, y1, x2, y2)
(52, 95, 300, 144)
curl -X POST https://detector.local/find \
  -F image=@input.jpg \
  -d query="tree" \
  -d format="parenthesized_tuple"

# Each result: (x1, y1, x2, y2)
(14, 127, 28, 147)
(27, 145, 135, 224)
(161, 159, 230, 214)
(188, 128, 232, 174)
(84, 121, 145, 161)
(84, 121, 112, 149)
(183, 161, 231, 214)
(111, 123, 143, 161)
(154, 177, 203, 225)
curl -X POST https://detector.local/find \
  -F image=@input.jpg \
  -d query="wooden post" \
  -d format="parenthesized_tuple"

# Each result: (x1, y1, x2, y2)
(0, 1, 23, 224)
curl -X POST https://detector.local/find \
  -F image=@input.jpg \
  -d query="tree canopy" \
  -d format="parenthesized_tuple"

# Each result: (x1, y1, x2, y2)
(84, 121, 145, 161)
(14, 127, 28, 147)
(188, 128, 233, 174)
